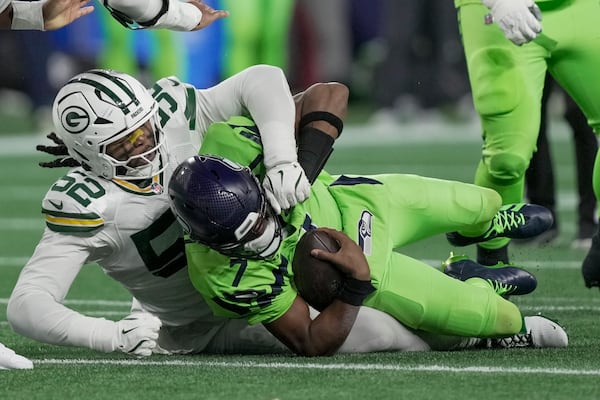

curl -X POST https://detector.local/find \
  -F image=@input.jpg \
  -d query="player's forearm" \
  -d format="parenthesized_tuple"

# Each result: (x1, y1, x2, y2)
(7, 287, 117, 352)
(305, 300, 360, 356)
(105, 0, 202, 30)
(196, 64, 298, 168)
(269, 300, 359, 357)
(236, 65, 298, 168)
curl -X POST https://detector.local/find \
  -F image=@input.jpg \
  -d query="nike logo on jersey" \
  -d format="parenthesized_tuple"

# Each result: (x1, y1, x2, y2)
(49, 200, 64, 210)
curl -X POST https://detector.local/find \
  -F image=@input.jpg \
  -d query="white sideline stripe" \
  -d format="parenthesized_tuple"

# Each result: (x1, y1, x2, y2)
(30, 359, 600, 375)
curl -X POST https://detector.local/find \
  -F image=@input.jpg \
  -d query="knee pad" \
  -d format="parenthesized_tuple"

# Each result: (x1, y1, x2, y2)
(469, 47, 524, 116)
(486, 151, 529, 183)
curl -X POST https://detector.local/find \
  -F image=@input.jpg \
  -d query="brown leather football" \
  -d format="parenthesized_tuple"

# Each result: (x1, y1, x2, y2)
(292, 228, 344, 311)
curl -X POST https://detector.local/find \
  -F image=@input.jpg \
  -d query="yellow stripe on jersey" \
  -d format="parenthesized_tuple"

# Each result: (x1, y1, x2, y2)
(112, 174, 163, 195)
(44, 213, 104, 233)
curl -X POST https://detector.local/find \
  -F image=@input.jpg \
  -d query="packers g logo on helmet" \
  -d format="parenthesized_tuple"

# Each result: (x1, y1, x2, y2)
(60, 105, 91, 134)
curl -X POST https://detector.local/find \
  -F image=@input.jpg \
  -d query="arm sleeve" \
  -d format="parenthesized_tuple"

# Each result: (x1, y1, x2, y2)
(194, 64, 298, 169)
(7, 229, 119, 353)
(11, 0, 45, 30)
(0, 0, 10, 13)
(105, 0, 202, 31)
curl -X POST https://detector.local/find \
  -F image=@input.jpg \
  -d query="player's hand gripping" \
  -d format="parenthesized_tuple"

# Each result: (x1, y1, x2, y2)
(482, 0, 542, 45)
(263, 161, 311, 214)
(113, 312, 161, 357)
(310, 228, 371, 281)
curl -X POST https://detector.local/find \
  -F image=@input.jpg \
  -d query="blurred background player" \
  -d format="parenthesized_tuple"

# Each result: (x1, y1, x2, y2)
(372, 0, 470, 124)
(219, 0, 293, 78)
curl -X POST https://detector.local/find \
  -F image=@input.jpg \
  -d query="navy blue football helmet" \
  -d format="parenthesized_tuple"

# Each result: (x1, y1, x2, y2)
(168, 155, 282, 259)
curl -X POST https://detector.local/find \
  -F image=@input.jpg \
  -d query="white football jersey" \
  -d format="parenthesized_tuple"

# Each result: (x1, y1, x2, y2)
(8, 67, 297, 353)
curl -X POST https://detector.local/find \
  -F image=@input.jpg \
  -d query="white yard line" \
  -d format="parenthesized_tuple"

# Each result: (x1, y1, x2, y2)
(31, 358, 600, 376)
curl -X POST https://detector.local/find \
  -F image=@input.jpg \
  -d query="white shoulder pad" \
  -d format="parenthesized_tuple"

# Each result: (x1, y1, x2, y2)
(41, 170, 110, 233)
(150, 77, 202, 164)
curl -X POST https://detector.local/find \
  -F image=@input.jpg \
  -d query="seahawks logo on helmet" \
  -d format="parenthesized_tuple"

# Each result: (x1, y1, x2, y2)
(60, 105, 90, 134)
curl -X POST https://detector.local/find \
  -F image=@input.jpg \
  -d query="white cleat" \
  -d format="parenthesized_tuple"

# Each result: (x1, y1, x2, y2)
(0, 343, 33, 370)
(490, 316, 568, 349)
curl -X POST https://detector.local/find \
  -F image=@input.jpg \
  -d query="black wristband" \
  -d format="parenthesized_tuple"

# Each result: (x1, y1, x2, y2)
(298, 111, 344, 136)
(337, 277, 375, 306)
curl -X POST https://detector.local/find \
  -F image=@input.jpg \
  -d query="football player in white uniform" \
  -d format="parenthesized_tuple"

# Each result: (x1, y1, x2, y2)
(6, 65, 314, 362)
(0, 0, 226, 371)
(8, 66, 438, 365)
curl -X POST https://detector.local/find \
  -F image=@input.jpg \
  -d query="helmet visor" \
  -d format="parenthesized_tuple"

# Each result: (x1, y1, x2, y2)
(103, 117, 167, 180)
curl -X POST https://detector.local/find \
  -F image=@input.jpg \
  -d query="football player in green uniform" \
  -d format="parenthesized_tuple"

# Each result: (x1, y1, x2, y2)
(456, 0, 600, 281)
(169, 118, 568, 356)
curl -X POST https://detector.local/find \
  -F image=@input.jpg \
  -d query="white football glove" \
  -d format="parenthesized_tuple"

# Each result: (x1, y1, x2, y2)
(482, 0, 542, 45)
(113, 313, 161, 357)
(263, 161, 311, 214)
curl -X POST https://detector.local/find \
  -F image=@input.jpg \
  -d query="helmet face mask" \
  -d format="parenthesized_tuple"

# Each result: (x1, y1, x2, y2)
(169, 155, 283, 260)
(100, 117, 167, 179)
(53, 69, 167, 180)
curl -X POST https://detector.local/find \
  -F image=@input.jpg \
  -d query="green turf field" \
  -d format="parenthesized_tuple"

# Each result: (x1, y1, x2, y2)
(2, 120, 600, 399)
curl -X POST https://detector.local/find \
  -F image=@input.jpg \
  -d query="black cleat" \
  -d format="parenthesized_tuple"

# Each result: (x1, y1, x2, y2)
(477, 244, 509, 266)
(442, 253, 537, 296)
(582, 232, 600, 288)
(446, 203, 554, 247)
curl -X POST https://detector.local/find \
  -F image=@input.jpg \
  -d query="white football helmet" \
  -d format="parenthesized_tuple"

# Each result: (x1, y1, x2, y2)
(52, 69, 166, 180)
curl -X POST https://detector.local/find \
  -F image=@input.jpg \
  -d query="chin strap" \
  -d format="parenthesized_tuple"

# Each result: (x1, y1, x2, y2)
(297, 111, 344, 184)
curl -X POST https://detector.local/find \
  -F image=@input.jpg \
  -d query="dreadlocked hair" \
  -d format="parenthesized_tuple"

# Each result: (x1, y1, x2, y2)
(37, 132, 82, 169)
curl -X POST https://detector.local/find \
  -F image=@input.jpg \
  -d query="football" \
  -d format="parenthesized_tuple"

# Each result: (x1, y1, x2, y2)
(292, 228, 344, 311)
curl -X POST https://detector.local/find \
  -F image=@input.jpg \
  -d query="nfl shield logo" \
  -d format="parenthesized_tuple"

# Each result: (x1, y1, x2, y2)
(151, 182, 164, 194)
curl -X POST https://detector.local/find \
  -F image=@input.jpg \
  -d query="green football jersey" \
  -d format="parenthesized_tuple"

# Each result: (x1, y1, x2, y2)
(186, 117, 341, 325)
